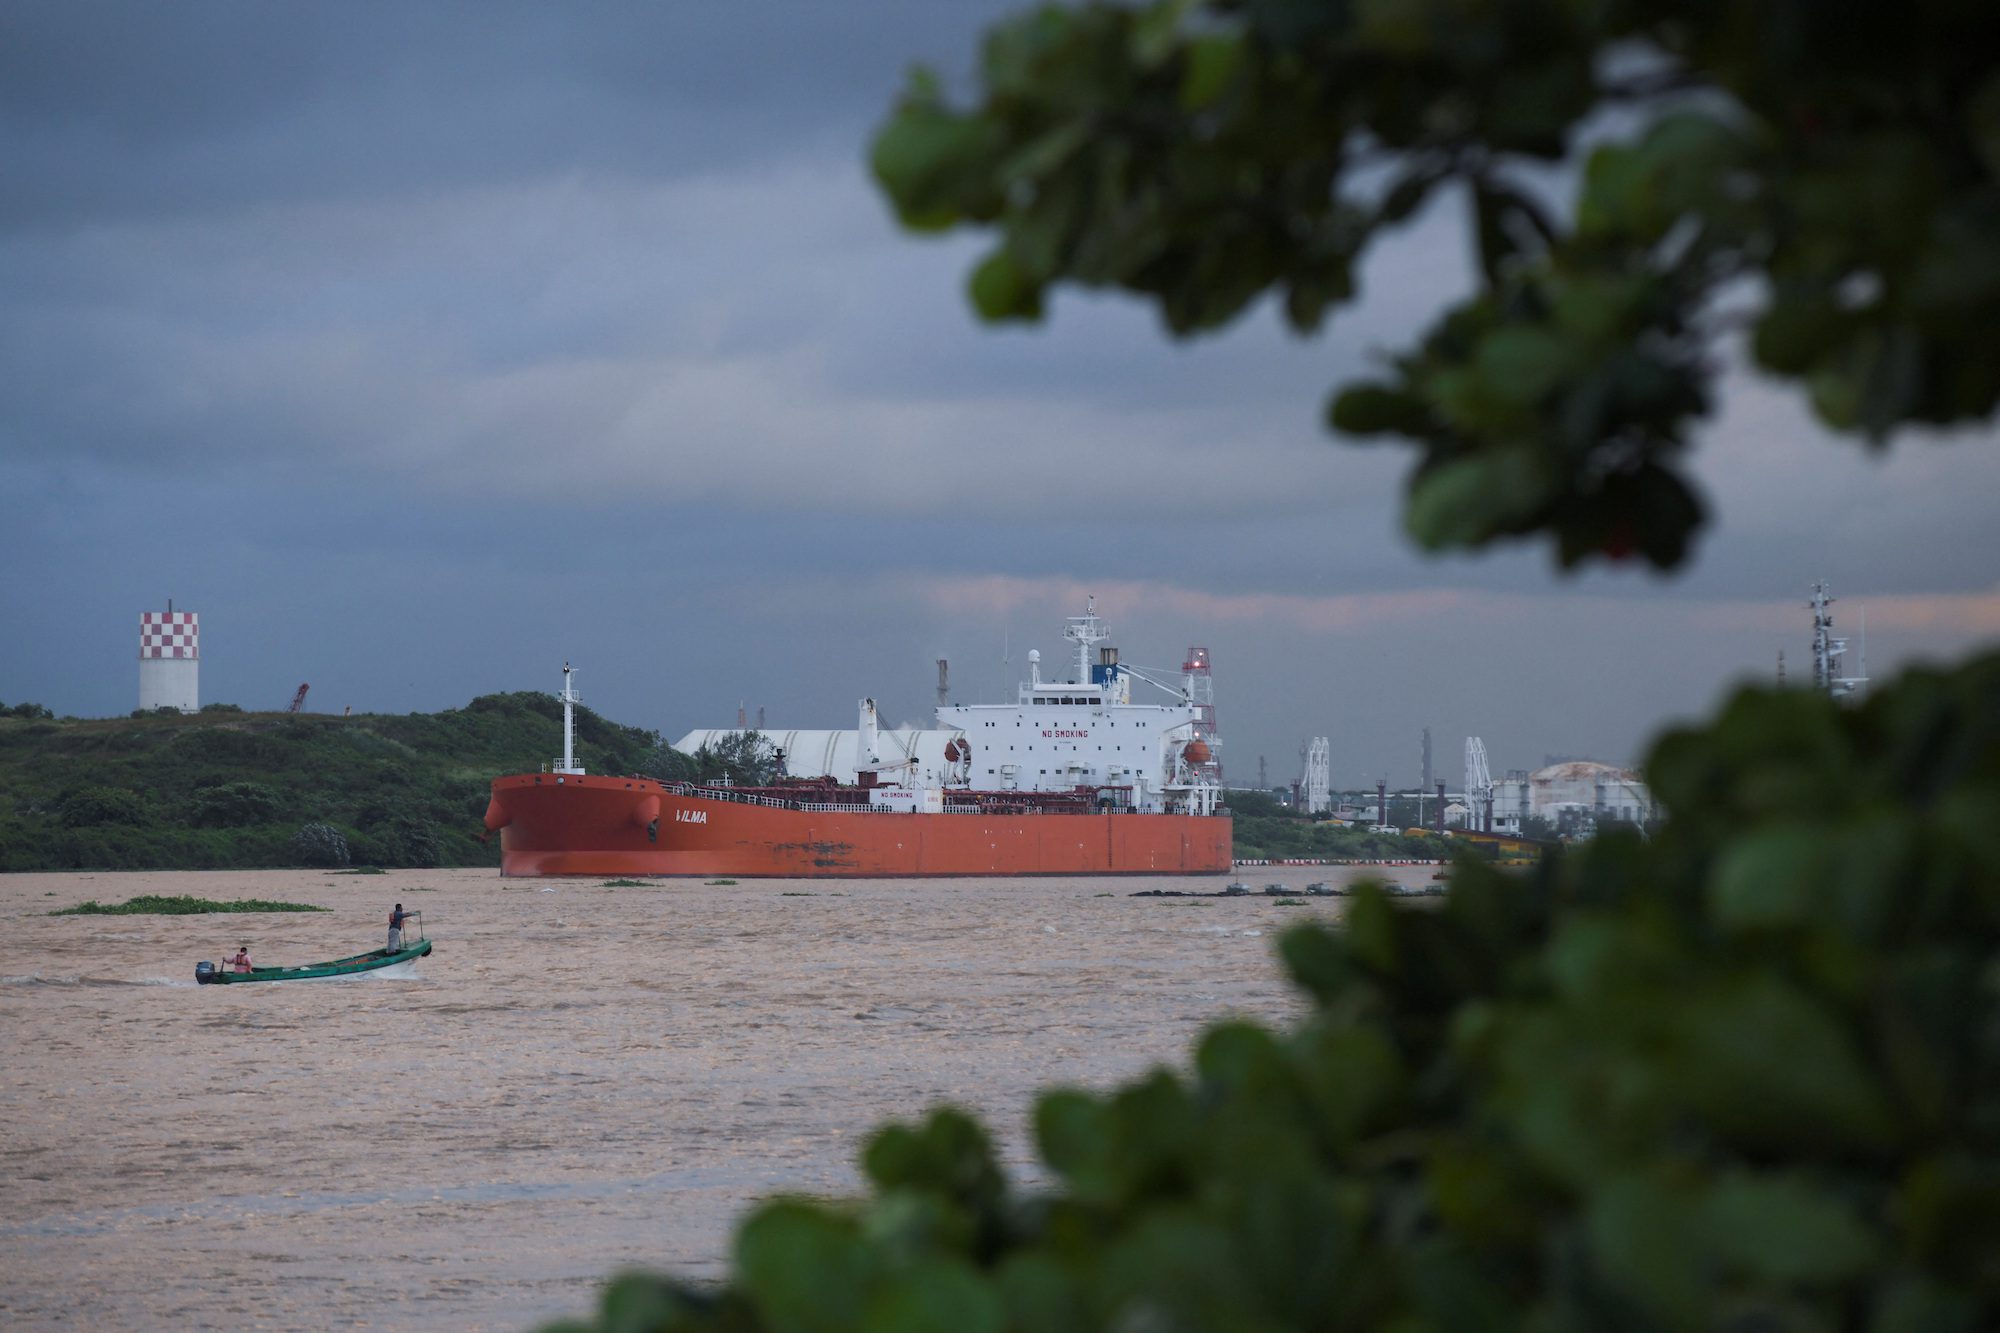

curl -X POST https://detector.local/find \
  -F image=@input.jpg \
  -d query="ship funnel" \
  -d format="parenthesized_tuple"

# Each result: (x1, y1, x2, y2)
(858, 697, 880, 767)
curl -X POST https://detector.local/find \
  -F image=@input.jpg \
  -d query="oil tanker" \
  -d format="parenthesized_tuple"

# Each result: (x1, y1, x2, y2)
(485, 602, 1231, 877)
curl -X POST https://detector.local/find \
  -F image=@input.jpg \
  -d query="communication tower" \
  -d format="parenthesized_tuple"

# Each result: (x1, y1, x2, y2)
(1809, 581, 1868, 700)
(1182, 644, 1222, 782)
(137, 601, 199, 713)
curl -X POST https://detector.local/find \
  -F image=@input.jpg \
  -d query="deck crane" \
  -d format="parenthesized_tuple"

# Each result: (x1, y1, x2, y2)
(287, 684, 310, 714)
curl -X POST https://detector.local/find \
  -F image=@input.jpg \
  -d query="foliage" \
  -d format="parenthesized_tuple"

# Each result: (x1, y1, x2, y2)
(1221, 788, 1288, 818)
(546, 650, 2000, 1333)
(1519, 813, 1558, 842)
(871, 0, 2000, 567)
(0, 691, 695, 872)
(50, 895, 328, 915)
(56, 784, 147, 827)
(198, 702, 245, 714)
(189, 781, 282, 828)
(2, 700, 55, 719)
(1232, 814, 1441, 862)
(292, 822, 351, 868)
(357, 816, 447, 869)
(695, 730, 783, 786)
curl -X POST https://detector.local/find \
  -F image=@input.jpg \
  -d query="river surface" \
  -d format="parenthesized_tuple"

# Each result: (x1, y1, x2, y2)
(0, 864, 1433, 1330)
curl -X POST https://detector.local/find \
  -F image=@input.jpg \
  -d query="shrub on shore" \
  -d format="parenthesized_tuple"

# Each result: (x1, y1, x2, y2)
(50, 895, 328, 916)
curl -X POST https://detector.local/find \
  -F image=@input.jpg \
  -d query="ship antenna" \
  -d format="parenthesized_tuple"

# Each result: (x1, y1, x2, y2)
(556, 663, 584, 775)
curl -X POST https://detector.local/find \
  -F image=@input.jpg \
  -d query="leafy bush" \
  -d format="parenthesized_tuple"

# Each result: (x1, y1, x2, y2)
(694, 731, 782, 785)
(547, 651, 2000, 1332)
(3, 700, 55, 719)
(198, 702, 245, 714)
(55, 784, 146, 827)
(188, 781, 283, 828)
(292, 821, 350, 868)
(372, 816, 446, 868)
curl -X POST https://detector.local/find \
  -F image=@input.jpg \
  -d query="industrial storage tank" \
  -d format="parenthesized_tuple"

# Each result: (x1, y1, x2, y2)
(1529, 760, 1652, 825)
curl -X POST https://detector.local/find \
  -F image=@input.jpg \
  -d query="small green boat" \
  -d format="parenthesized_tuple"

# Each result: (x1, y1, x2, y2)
(196, 913, 431, 984)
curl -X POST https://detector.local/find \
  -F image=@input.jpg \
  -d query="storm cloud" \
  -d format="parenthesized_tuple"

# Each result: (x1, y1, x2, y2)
(4, 1, 1995, 784)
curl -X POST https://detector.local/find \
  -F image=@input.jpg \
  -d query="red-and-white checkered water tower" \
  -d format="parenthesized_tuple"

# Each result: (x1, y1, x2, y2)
(138, 602, 199, 713)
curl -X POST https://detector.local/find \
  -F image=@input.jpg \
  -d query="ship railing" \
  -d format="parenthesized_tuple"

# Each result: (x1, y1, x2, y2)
(657, 779, 1185, 817)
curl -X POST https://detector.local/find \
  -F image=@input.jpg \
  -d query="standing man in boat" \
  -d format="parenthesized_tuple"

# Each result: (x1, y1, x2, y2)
(387, 904, 411, 952)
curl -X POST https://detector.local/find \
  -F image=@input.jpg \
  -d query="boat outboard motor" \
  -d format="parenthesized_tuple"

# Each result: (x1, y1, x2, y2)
(194, 960, 215, 984)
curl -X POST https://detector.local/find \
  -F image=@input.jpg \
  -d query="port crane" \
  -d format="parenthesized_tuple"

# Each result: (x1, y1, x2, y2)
(287, 683, 310, 714)
(1465, 736, 1493, 832)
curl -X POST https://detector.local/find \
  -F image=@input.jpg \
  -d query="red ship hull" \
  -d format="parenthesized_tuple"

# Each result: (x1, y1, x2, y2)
(485, 774, 1232, 877)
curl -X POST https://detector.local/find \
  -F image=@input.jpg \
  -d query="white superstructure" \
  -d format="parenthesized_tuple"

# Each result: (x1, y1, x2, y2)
(138, 604, 199, 713)
(676, 600, 1221, 815)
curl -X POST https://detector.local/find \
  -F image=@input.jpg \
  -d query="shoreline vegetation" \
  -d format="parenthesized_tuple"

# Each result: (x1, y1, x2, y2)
(50, 895, 329, 916)
(0, 692, 696, 874)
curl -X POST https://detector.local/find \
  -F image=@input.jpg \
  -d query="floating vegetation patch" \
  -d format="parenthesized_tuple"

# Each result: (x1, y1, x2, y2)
(781, 892, 814, 897)
(707, 879, 738, 886)
(333, 866, 388, 875)
(600, 879, 648, 887)
(51, 895, 329, 916)
(1275, 898, 1307, 906)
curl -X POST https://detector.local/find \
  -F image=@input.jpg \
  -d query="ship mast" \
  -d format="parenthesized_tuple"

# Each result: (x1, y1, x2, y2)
(555, 663, 585, 774)
(1062, 595, 1109, 684)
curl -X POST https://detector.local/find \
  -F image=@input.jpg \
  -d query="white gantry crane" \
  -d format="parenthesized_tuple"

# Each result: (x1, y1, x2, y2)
(1302, 737, 1331, 815)
(1465, 736, 1493, 832)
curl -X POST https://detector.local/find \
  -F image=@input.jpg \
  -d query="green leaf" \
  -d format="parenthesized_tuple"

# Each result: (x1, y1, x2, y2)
(968, 249, 1044, 322)
(1472, 327, 1584, 408)
(1584, 1172, 1708, 1329)
(861, 1259, 1003, 1333)
(1178, 33, 1244, 110)
(1671, 974, 1898, 1152)
(1329, 382, 1428, 437)
(1704, 1171, 1877, 1284)
(1405, 449, 1553, 549)
(1034, 1090, 1118, 1200)
(736, 1202, 874, 1333)
(1708, 824, 1832, 932)
(870, 107, 998, 230)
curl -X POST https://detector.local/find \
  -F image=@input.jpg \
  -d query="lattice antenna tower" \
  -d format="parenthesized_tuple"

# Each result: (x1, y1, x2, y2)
(1182, 644, 1221, 782)
(1809, 581, 1869, 700)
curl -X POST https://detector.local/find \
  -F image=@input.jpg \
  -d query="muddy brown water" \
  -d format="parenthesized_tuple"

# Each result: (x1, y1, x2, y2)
(0, 865, 1434, 1330)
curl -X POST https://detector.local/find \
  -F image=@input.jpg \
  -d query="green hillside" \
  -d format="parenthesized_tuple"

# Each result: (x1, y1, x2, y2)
(0, 693, 696, 872)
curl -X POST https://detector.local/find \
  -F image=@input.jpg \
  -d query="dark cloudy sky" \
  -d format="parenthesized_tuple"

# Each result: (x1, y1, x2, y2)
(5, 1, 1996, 788)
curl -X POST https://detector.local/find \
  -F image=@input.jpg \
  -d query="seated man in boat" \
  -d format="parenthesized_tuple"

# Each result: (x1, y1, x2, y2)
(387, 903, 411, 952)
(229, 946, 252, 973)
